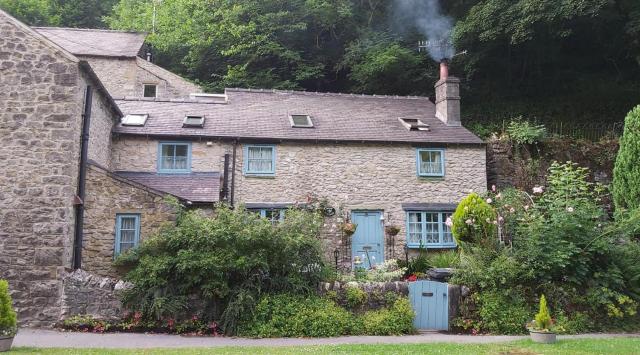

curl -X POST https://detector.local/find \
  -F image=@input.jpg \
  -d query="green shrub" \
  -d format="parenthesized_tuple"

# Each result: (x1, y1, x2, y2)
(613, 105, 640, 213)
(505, 118, 546, 145)
(398, 252, 430, 277)
(345, 285, 367, 310)
(451, 193, 497, 248)
(359, 298, 415, 335)
(533, 295, 552, 330)
(115, 205, 326, 335)
(427, 250, 459, 268)
(239, 294, 354, 338)
(476, 290, 530, 335)
(0, 280, 17, 337)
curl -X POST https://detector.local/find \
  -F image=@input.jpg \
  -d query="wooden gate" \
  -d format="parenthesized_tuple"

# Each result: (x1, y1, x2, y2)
(409, 280, 449, 331)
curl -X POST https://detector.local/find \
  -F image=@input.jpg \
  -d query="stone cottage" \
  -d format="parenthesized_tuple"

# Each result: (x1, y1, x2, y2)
(0, 8, 486, 325)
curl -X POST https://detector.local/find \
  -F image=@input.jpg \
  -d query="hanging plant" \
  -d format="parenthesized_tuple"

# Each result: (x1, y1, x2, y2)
(341, 222, 357, 237)
(385, 225, 401, 236)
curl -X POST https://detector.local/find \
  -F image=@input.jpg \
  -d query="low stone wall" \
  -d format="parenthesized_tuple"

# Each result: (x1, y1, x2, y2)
(60, 269, 130, 321)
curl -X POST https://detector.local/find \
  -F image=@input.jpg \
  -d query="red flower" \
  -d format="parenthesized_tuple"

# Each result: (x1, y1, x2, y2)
(406, 274, 418, 282)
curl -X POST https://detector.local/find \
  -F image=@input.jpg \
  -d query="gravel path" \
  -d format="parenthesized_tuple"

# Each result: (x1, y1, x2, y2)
(11, 329, 640, 349)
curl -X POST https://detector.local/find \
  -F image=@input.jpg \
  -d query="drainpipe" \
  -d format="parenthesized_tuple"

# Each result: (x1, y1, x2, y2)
(230, 139, 238, 207)
(221, 153, 230, 202)
(72, 86, 93, 270)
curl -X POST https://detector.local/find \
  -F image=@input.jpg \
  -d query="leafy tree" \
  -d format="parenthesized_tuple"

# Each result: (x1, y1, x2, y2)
(451, 192, 497, 248)
(613, 105, 640, 212)
(0, 0, 118, 27)
(0, 0, 60, 26)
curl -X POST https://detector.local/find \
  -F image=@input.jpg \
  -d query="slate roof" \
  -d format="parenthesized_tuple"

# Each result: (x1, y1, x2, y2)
(33, 27, 146, 57)
(113, 88, 483, 145)
(114, 172, 220, 203)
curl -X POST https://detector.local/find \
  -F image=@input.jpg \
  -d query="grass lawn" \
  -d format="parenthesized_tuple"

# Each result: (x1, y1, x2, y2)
(8, 338, 640, 355)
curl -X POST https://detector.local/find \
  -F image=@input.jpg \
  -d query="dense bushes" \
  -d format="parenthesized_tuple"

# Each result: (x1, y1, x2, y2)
(240, 294, 415, 338)
(114, 205, 326, 335)
(0, 279, 17, 337)
(613, 105, 640, 213)
(451, 193, 496, 248)
(451, 162, 640, 334)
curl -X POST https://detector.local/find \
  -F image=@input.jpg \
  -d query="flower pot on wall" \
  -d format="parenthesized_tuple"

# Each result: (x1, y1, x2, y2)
(0, 335, 14, 352)
(529, 331, 557, 344)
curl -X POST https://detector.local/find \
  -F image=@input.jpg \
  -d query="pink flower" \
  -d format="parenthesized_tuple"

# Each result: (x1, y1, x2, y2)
(445, 217, 453, 227)
(486, 198, 493, 204)
(524, 205, 530, 211)
(498, 216, 504, 223)
(491, 185, 496, 192)
(533, 186, 544, 194)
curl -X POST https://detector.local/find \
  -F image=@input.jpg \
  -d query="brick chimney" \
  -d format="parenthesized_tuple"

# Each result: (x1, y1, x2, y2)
(434, 60, 461, 126)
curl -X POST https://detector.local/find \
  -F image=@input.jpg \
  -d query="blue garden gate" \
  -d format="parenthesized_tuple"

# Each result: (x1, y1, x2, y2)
(408, 280, 449, 330)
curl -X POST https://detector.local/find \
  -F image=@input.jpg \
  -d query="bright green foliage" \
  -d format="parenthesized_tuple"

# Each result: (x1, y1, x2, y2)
(451, 193, 497, 248)
(345, 285, 367, 310)
(239, 294, 354, 338)
(359, 298, 415, 336)
(534, 295, 552, 330)
(613, 105, 640, 213)
(0, 279, 17, 337)
(476, 290, 530, 335)
(505, 118, 546, 145)
(0, 0, 117, 27)
(427, 250, 460, 268)
(115, 205, 326, 335)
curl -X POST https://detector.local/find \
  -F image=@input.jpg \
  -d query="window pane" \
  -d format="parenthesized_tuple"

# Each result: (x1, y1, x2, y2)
(408, 212, 423, 245)
(143, 85, 157, 97)
(419, 150, 443, 175)
(246, 147, 274, 173)
(120, 242, 135, 253)
(425, 212, 439, 244)
(175, 145, 188, 157)
(443, 213, 454, 244)
(120, 217, 136, 230)
(162, 144, 175, 158)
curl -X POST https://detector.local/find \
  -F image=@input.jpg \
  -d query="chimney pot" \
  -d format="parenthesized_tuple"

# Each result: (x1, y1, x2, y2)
(439, 60, 449, 80)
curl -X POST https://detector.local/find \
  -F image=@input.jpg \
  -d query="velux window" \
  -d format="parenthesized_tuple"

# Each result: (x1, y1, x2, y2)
(406, 211, 455, 248)
(244, 145, 276, 176)
(143, 84, 157, 98)
(289, 114, 313, 128)
(416, 148, 445, 177)
(158, 142, 191, 173)
(121, 114, 148, 126)
(115, 214, 140, 256)
(183, 115, 205, 128)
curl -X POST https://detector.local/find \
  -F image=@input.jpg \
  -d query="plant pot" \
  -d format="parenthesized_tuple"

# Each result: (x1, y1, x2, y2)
(0, 336, 14, 352)
(529, 330, 556, 344)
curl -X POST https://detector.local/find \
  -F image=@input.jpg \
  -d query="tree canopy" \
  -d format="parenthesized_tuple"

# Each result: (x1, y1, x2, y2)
(2, 0, 639, 124)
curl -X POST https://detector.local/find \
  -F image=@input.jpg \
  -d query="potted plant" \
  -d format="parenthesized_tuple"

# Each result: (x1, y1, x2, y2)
(527, 294, 558, 344)
(0, 280, 17, 352)
(385, 225, 400, 236)
(341, 222, 357, 237)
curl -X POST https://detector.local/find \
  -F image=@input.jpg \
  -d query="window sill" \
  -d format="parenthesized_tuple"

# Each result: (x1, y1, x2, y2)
(244, 174, 276, 179)
(418, 176, 445, 182)
(407, 244, 457, 249)
(157, 170, 192, 174)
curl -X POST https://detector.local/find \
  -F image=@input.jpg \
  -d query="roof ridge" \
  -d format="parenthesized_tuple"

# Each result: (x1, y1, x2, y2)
(115, 97, 226, 104)
(224, 87, 431, 100)
(33, 26, 146, 34)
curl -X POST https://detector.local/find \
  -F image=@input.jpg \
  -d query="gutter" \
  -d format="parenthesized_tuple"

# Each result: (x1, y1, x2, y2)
(72, 86, 93, 270)
(230, 139, 238, 207)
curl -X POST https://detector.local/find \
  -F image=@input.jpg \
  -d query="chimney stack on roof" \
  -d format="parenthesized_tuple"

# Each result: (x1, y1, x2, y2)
(434, 59, 461, 127)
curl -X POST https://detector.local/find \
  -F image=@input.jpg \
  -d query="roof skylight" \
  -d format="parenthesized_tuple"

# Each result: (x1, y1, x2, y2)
(398, 117, 430, 131)
(289, 114, 313, 128)
(183, 115, 205, 128)
(121, 114, 148, 126)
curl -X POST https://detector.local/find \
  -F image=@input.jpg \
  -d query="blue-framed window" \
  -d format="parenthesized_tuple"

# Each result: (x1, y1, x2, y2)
(406, 211, 455, 248)
(115, 214, 140, 256)
(243, 145, 276, 176)
(158, 142, 191, 173)
(416, 148, 445, 177)
(250, 208, 285, 225)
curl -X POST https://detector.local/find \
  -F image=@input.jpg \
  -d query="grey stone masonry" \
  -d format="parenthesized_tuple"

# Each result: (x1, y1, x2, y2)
(0, 9, 83, 326)
(60, 269, 129, 321)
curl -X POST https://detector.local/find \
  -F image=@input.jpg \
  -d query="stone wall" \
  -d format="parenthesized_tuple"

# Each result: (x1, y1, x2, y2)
(111, 136, 227, 173)
(60, 269, 128, 321)
(0, 10, 84, 326)
(487, 137, 618, 191)
(86, 76, 116, 169)
(83, 56, 201, 99)
(82, 164, 177, 278)
(234, 142, 487, 265)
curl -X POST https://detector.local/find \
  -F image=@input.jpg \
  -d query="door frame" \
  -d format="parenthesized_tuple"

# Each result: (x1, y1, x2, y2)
(350, 209, 385, 268)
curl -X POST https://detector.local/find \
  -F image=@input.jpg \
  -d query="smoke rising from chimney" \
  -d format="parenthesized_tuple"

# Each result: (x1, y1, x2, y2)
(393, 0, 455, 61)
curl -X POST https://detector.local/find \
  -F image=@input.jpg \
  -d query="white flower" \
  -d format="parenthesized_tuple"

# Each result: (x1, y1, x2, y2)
(533, 186, 544, 194)
(486, 198, 493, 204)
(465, 219, 473, 225)
(524, 205, 530, 211)
(496, 193, 502, 199)
(509, 207, 516, 213)
(486, 218, 491, 223)
(445, 217, 453, 227)
(498, 216, 504, 222)
(566, 206, 574, 213)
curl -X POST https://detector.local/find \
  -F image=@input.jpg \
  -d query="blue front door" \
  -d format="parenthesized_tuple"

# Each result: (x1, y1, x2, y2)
(351, 211, 384, 269)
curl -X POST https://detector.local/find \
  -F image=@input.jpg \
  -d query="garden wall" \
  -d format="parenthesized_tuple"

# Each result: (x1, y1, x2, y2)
(486, 137, 618, 191)
(60, 269, 128, 322)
